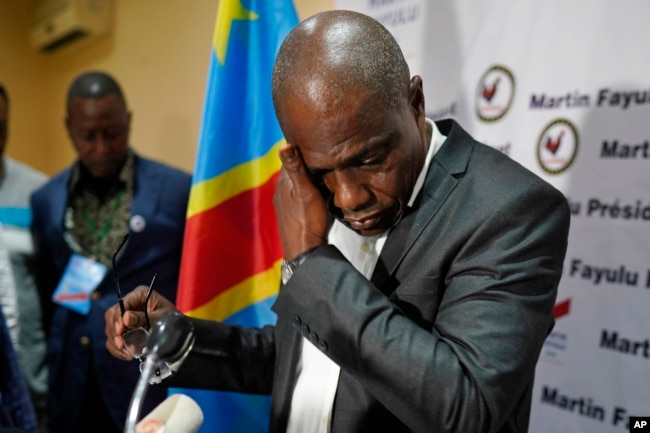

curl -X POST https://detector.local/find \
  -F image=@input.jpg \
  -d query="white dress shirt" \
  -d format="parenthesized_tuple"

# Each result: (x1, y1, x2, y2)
(286, 119, 446, 432)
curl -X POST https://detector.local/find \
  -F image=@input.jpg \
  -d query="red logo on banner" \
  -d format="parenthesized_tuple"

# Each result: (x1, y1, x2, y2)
(545, 130, 564, 154)
(476, 64, 515, 123)
(553, 298, 571, 319)
(481, 76, 501, 102)
(536, 118, 579, 175)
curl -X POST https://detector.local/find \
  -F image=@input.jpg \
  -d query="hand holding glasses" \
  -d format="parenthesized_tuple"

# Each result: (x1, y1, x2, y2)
(122, 274, 156, 361)
(112, 234, 171, 382)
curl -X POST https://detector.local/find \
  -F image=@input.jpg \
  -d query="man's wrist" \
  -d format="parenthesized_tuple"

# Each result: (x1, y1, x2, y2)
(280, 247, 318, 284)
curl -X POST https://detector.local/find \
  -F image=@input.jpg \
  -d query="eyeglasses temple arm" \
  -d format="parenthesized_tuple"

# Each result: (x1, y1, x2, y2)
(112, 233, 130, 316)
(144, 274, 158, 329)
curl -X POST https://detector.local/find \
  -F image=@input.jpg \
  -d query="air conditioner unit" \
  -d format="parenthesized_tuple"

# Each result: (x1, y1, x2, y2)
(29, 0, 112, 53)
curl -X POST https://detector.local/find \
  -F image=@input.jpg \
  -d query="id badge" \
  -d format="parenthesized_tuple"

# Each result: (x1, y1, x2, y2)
(52, 253, 108, 315)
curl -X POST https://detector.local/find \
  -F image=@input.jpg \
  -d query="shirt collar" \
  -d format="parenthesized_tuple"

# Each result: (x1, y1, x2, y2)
(407, 118, 446, 207)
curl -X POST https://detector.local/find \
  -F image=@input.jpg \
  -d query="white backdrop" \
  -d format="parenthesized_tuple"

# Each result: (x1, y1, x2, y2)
(335, 1, 650, 431)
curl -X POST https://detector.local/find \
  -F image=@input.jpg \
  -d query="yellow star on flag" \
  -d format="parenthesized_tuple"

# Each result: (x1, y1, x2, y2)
(213, 0, 259, 65)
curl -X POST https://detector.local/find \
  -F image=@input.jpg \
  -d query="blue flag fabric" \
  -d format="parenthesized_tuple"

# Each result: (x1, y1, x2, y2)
(171, 1, 298, 432)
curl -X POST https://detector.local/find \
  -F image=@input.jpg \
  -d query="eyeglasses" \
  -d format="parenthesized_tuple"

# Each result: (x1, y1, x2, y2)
(112, 233, 157, 360)
(112, 234, 172, 383)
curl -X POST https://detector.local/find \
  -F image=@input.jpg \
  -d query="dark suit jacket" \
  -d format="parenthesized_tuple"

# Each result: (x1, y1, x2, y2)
(170, 120, 570, 433)
(0, 307, 38, 433)
(30, 153, 191, 433)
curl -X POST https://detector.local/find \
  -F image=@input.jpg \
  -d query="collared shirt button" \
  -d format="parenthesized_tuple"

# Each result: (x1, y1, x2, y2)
(300, 323, 310, 336)
(317, 340, 328, 352)
(80, 336, 90, 346)
(309, 331, 319, 344)
(292, 316, 302, 329)
(91, 291, 101, 301)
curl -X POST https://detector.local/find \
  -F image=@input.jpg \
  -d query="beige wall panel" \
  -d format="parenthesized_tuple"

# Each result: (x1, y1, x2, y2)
(0, 1, 50, 174)
(0, 0, 334, 176)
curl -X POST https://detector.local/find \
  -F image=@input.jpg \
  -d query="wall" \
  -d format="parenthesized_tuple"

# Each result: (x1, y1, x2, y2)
(0, 1, 50, 173)
(0, 0, 333, 176)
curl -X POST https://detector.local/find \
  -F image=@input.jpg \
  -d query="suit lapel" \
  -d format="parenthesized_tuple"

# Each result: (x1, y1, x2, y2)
(123, 156, 162, 259)
(53, 169, 73, 229)
(370, 203, 416, 290)
(130, 156, 160, 225)
(371, 119, 474, 295)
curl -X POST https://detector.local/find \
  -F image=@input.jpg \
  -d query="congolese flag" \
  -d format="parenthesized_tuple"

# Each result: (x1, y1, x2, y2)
(171, 1, 298, 432)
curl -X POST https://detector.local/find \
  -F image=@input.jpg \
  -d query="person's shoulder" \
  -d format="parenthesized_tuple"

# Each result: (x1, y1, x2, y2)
(3, 158, 49, 205)
(5, 157, 48, 187)
(135, 154, 191, 179)
(438, 119, 566, 200)
(31, 165, 73, 200)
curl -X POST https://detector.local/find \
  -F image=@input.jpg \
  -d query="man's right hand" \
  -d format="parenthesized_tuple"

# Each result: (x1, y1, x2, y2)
(104, 285, 179, 360)
(274, 143, 331, 261)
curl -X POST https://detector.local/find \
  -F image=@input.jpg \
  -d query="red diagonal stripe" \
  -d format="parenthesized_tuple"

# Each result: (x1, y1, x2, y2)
(177, 172, 281, 311)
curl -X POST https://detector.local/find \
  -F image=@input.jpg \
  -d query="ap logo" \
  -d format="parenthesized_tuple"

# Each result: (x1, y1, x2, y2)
(630, 417, 650, 432)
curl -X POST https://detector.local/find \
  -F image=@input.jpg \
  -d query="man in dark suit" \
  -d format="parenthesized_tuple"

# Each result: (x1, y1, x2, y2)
(105, 10, 569, 433)
(31, 71, 191, 433)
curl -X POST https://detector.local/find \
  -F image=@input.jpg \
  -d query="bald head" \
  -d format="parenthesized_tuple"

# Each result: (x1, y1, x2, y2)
(271, 10, 411, 121)
(66, 71, 127, 111)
